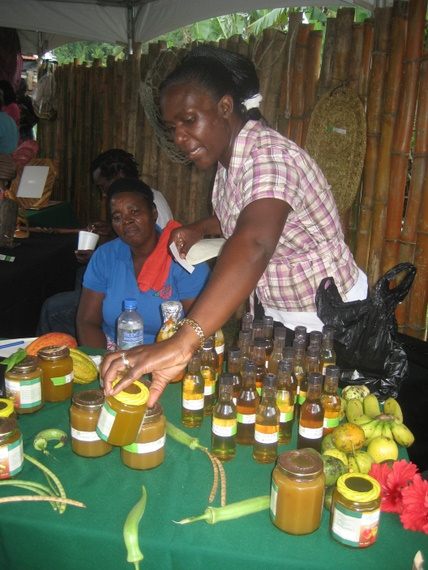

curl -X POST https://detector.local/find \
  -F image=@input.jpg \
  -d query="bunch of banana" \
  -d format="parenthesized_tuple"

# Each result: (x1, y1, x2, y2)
(345, 393, 415, 448)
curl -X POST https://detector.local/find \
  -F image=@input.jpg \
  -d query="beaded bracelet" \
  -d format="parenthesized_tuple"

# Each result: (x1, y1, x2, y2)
(177, 318, 206, 351)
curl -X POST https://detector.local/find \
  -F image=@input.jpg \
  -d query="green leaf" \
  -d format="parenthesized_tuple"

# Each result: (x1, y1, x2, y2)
(0, 349, 28, 372)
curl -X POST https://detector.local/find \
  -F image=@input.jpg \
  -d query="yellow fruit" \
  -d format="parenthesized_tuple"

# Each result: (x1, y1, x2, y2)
(363, 394, 382, 418)
(366, 436, 399, 463)
(323, 448, 348, 467)
(390, 422, 415, 447)
(345, 398, 364, 422)
(331, 422, 365, 453)
(347, 451, 375, 474)
(69, 348, 98, 384)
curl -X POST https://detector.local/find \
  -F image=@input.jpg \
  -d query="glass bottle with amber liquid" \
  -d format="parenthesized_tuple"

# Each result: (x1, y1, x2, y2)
(320, 325, 336, 375)
(294, 325, 307, 343)
(253, 373, 280, 464)
(262, 316, 274, 364)
(182, 352, 204, 428)
(268, 327, 287, 375)
(309, 330, 323, 351)
(227, 347, 242, 404)
(292, 338, 306, 403)
(298, 345, 320, 417)
(249, 320, 263, 358)
(201, 339, 217, 416)
(238, 330, 252, 372)
(321, 365, 341, 436)
(236, 360, 259, 446)
(276, 360, 296, 445)
(241, 312, 253, 333)
(211, 373, 237, 462)
(253, 337, 267, 396)
(298, 372, 324, 452)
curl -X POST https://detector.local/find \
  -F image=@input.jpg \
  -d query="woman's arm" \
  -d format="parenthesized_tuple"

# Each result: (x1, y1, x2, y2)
(76, 287, 107, 349)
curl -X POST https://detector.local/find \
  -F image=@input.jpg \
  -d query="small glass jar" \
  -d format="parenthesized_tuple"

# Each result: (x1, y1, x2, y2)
(0, 398, 17, 419)
(330, 473, 381, 548)
(38, 346, 74, 402)
(270, 449, 325, 535)
(5, 356, 44, 414)
(0, 417, 24, 479)
(121, 402, 166, 470)
(96, 380, 149, 446)
(70, 390, 113, 458)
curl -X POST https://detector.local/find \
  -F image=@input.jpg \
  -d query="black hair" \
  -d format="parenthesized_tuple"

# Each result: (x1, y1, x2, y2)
(90, 149, 140, 179)
(107, 177, 155, 207)
(159, 45, 262, 122)
(0, 80, 17, 105)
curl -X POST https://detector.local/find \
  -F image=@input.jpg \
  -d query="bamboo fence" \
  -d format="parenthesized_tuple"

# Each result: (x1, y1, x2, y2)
(34, 0, 428, 339)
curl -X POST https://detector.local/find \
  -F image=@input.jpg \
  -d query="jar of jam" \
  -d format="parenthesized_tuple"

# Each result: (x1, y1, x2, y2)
(270, 449, 325, 535)
(70, 389, 113, 458)
(0, 398, 17, 419)
(5, 356, 44, 414)
(121, 402, 166, 470)
(38, 346, 74, 402)
(0, 417, 24, 479)
(96, 380, 149, 446)
(330, 473, 381, 548)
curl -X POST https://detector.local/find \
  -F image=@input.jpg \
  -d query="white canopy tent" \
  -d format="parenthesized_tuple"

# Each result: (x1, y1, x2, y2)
(0, 0, 383, 56)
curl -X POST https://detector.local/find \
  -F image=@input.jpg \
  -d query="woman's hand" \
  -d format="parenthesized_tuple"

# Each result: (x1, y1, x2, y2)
(87, 220, 113, 237)
(75, 249, 94, 265)
(170, 216, 221, 258)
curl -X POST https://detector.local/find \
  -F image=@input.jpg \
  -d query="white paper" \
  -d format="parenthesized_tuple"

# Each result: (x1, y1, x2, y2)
(169, 242, 194, 274)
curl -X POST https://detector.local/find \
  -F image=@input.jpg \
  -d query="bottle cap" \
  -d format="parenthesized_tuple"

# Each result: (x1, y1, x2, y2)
(124, 298, 137, 310)
(219, 373, 234, 386)
(263, 373, 277, 388)
(306, 345, 319, 358)
(274, 327, 287, 340)
(278, 359, 293, 373)
(202, 337, 214, 350)
(228, 347, 241, 360)
(325, 365, 340, 378)
(282, 346, 295, 360)
(294, 325, 307, 339)
(307, 372, 323, 387)
(253, 337, 266, 348)
(242, 359, 256, 374)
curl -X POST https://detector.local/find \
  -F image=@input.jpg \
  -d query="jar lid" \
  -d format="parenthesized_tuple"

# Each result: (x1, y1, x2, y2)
(0, 416, 18, 436)
(7, 355, 40, 372)
(0, 399, 15, 417)
(72, 389, 104, 410)
(142, 401, 163, 423)
(38, 345, 70, 360)
(277, 450, 323, 477)
(336, 473, 381, 503)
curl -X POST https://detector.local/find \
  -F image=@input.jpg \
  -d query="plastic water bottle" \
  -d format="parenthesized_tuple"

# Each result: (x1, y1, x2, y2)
(117, 298, 144, 349)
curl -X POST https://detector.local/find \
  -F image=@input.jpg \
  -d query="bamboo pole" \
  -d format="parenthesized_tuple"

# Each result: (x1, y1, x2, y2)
(288, 24, 312, 147)
(262, 29, 288, 131)
(316, 17, 336, 99)
(331, 8, 355, 87)
(302, 29, 322, 147)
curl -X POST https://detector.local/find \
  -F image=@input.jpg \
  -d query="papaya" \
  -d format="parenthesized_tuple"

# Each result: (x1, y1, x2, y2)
(26, 332, 78, 356)
(69, 348, 98, 384)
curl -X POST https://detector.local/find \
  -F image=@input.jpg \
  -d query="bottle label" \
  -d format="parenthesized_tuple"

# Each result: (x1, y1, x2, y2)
(123, 435, 166, 454)
(204, 384, 215, 396)
(212, 419, 237, 437)
(51, 372, 74, 387)
(5, 378, 42, 408)
(182, 396, 204, 410)
(280, 410, 294, 422)
(270, 479, 278, 519)
(298, 425, 323, 439)
(298, 391, 307, 405)
(237, 412, 256, 424)
(71, 427, 102, 443)
(323, 415, 340, 429)
(119, 329, 144, 349)
(96, 401, 116, 441)
(254, 427, 278, 444)
(331, 503, 380, 548)
(0, 436, 23, 478)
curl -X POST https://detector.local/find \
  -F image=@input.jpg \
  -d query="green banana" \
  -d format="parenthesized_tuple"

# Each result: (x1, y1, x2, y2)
(364, 421, 383, 446)
(352, 413, 376, 426)
(363, 394, 382, 419)
(358, 419, 379, 442)
(383, 397, 403, 424)
(390, 422, 415, 447)
(380, 420, 394, 440)
(346, 399, 364, 422)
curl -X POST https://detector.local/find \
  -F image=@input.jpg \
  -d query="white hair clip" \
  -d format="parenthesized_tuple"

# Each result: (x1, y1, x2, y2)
(242, 93, 263, 111)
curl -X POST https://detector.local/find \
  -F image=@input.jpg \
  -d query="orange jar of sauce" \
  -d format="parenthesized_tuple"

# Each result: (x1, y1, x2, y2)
(96, 380, 149, 446)
(70, 389, 113, 458)
(38, 346, 74, 402)
(270, 449, 325, 535)
(121, 402, 166, 470)
(5, 356, 44, 414)
(0, 417, 24, 479)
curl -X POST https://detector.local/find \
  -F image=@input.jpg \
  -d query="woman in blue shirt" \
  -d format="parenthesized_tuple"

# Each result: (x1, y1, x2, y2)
(76, 177, 210, 348)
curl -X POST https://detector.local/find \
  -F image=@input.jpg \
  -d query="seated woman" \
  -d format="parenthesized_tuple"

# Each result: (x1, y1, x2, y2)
(76, 177, 210, 349)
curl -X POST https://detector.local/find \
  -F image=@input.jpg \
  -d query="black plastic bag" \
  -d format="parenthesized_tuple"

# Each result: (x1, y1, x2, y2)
(316, 263, 417, 400)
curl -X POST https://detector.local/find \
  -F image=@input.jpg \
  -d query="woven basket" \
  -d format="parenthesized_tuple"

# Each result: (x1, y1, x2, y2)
(305, 86, 366, 214)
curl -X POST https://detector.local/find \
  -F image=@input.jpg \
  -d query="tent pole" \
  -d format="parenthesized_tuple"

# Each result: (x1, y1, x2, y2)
(127, 5, 135, 56)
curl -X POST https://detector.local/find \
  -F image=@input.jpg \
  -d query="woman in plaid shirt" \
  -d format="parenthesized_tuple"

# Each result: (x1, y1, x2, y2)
(102, 45, 367, 406)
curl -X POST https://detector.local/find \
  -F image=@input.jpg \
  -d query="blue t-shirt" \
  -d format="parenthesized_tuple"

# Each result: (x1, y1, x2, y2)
(83, 235, 210, 344)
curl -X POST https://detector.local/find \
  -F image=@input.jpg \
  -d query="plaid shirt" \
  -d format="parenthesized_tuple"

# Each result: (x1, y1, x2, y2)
(211, 121, 359, 312)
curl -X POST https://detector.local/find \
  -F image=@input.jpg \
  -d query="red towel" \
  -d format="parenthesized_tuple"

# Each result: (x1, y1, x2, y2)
(137, 220, 181, 292)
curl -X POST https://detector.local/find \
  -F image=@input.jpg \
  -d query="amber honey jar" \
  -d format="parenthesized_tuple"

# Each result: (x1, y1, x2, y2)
(0, 399, 17, 419)
(121, 402, 166, 470)
(38, 346, 74, 402)
(330, 473, 381, 548)
(0, 417, 24, 479)
(96, 380, 149, 446)
(70, 389, 113, 458)
(5, 356, 44, 414)
(270, 449, 325, 535)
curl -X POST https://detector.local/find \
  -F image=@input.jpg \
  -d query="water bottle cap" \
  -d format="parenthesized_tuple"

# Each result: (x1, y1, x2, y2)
(124, 298, 137, 310)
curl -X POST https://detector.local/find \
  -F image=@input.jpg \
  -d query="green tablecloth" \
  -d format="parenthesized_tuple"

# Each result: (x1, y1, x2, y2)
(0, 349, 426, 570)
(26, 202, 79, 228)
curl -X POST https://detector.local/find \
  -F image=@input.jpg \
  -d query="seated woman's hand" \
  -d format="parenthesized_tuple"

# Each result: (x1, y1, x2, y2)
(170, 222, 204, 259)
(75, 249, 94, 265)
(87, 220, 113, 237)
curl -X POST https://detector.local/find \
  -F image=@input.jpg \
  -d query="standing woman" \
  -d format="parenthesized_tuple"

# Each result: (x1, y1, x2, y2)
(102, 45, 367, 406)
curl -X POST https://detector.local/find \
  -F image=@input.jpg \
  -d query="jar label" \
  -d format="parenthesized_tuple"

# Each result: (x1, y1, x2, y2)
(182, 397, 204, 410)
(254, 427, 278, 444)
(212, 419, 237, 437)
(298, 392, 307, 405)
(123, 435, 166, 454)
(5, 378, 42, 408)
(0, 436, 23, 478)
(270, 479, 278, 519)
(204, 383, 215, 396)
(96, 401, 116, 441)
(298, 425, 323, 439)
(237, 412, 256, 425)
(51, 372, 74, 387)
(323, 415, 340, 429)
(331, 503, 380, 547)
(280, 410, 294, 422)
(71, 427, 102, 443)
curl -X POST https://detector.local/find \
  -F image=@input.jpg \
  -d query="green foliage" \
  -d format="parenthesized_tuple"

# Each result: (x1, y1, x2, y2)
(53, 42, 124, 66)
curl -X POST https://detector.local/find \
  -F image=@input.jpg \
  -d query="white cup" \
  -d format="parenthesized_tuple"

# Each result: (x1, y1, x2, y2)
(78, 230, 100, 250)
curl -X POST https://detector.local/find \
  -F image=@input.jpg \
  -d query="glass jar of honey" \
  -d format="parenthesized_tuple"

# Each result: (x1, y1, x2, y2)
(70, 389, 113, 458)
(0, 417, 24, 479)
(38, 346, 74, 402)
(330, 473, 381, 548)
(96, 380, 149, 446)
(121, 402, 166, 470)
(0, 398, 17, 419)
(270, 449, 325, 535)
(5, 356, 44, 414)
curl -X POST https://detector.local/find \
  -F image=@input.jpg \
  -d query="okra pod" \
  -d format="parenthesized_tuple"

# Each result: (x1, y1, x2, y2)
(123, 485, 146, 570)
(175, 495, 270, 525)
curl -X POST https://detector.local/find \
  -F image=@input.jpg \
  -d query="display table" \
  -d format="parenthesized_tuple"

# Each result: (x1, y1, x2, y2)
(26, 202, 79, 229)
(0, 353, 426, 570)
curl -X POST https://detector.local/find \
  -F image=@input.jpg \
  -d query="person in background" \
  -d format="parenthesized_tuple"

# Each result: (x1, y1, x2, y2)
(0, 88, 19, 156)
(102, 45, 368, 408)
(0, 80, 20, 131)
(16, 78, 38, 142)
(37, 149, 173, 337)
(76, 178, 210, 348)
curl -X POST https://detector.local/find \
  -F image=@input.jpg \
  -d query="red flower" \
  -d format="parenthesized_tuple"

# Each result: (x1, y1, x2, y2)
(400, 474, 428, 534)
(369, 460, 419, 514)
(157, 285, 173, 300)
